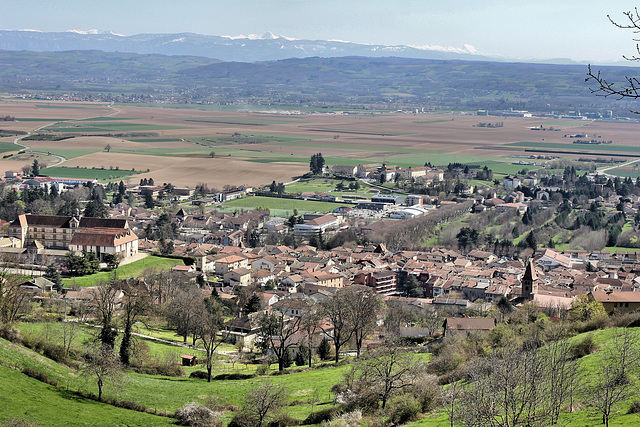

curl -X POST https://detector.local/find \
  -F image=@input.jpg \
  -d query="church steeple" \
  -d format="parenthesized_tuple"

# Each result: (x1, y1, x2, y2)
(522, 259, 538, 300)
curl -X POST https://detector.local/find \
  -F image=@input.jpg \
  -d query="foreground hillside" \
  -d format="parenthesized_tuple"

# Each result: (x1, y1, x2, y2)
(2, 323, 640, 426)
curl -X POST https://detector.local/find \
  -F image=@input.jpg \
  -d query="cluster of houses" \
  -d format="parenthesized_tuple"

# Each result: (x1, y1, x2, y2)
(4, 170, 98, 192)
(330, 163, 445, 183)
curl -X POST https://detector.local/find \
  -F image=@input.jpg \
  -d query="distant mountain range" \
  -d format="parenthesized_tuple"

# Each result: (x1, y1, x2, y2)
(0, 29, 496, 63)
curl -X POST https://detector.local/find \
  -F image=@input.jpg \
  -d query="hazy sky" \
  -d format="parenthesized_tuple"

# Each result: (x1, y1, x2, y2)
(1, 0, 640, 64)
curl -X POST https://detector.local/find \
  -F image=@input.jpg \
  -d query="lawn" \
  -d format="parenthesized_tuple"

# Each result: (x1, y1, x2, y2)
(218, 195, 342, 216)
(62, 255, 184, 287)
(40, 166, 142, 180)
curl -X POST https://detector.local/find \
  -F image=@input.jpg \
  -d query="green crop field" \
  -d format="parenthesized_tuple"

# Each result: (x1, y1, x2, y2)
(43, 123, 187, 132)
(507, 141, 640, 154)
(126, 137, 183, 142)
(33, 148, 101, 159)
(0, 142, 20, 153)
(40, 166, 141, 180)
(603, 169, 640, 178)
(184, 117, 306, 125)
(62, 256, 184, 287)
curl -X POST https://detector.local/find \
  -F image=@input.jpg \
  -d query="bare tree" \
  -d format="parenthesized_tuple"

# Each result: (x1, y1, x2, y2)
(165, 284, 202, 344)
(586, 9, 640, 112)
(118, 279, 152, 366)
(321, 289, 356, 363)
(586, 329, 640, 427)
(81, 344, 122, 401)
(343, 344, 421, 410)
(193, 297, 227, 382)
(258, 305, 303, 371)
(88, 282, 119, 349)
(242, 381, 287, 427)
(344, 285, 385, 358)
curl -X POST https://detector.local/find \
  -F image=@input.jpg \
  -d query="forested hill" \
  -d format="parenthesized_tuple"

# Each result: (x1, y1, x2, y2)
(1, 49, 638, 114)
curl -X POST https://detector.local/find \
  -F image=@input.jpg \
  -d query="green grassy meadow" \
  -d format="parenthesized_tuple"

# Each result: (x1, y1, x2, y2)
(0, 142, 20, 153)
(62, 256, 184, 287)
(41, 166, 142, 180)
(218, 195, 342, 216)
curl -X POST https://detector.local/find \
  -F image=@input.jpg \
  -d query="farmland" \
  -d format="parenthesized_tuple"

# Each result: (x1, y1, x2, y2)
(2, 99, 640, 187)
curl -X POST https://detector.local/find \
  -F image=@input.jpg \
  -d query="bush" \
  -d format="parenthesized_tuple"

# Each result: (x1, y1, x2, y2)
(175, 402, 221, 427)
(137, 364, 184, 377)
(189, 370, 209, 379)
(228, 412, 257, 427)
(325, 410, 362, 427)
(570, 333, 597, 358)
(0, 323, 22, 344)
(302, 407, 339, 425)
(213, 372, 254, 380)
(21, 367, 58, 387)
(267, 413, 300, 427)
(205, 395, 240, 412)
(412, 373, 440, 412)
(628, 400, 640, 414)
(256, 363, 270, 375)
(388, 395, 421, 425)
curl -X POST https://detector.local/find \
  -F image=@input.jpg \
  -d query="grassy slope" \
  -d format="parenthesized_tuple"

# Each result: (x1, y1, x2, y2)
(63, 256, 184, 287)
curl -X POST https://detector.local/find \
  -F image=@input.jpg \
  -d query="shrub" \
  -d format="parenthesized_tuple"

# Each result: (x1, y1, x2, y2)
(302, 407, 339, 425)
(628, 400, 640, 414)
(175, 402, 221, 427)
(21, 367, 58, 387)
(325, 410, 362, 427)
(213, 373, 253, 380)
(137, 363, 184, 377)
(228, 412, 256, 427)
(256, 363, 270, 375)
(570, 333, 597, 358)
(412, 373, 440, 412)
(0, 323, 22, 344)
(189, 370, 209, 379)
(205, 395, 240, 412)
(388, 395, 421, 425)
(267, 413, 300, 427)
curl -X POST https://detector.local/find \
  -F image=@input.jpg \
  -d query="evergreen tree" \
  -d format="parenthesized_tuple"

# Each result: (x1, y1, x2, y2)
(244, 294, 262, 314)
(118, 180, 126, 196)
(83, 198, 108, 218)
(318, 337, 331, 361)
(31, 159, 40, 176)
(44, 263, 63, 292)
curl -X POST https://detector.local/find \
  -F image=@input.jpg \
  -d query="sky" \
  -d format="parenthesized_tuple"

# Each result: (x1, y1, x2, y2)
(1, 0, 640, 64)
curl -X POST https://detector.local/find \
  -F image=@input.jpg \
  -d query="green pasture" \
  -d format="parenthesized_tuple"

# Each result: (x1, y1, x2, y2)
(602, 169, 640, 178)
(62, 256, 184, 287)
(0, 364, 174, 426)
(507, 141, 640, 154)
(219, 195, 342, 215)
(43, 122, 187, 132)
(0, 141, 20, 153)
(15, 118, 66, 122)
(184, 117, 306, 125)
(41, 166, 141, 180)
(35, 104, 107, 109)
(32, 148, 100, 159)
(126, 137, 183, 142)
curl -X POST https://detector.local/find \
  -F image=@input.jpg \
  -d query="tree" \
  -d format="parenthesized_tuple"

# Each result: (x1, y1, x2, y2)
(166, 285, 202, 344)
(570, 294, 607, 321)
(343, 344, 420, 410)
(104, 144, 111, 152)
(586, 9, 640, 110)
(193, 297, 227, 382)
(525, 230, 537, 251)
(244, 293, 262, 314)
(81, 344, 122, 401)
(102, 253, 120, 271)
(586, 330, 640, 427)
(241, 381, 287, 427)
(344, 285, 385, 358)
(318, 337, 332, 361)
(83, 198, 108, 218)
(143, 189, 154, 209)
(258, 306, 303, 371)
(118, 279, 152, 366)
(209, 150, 215, 158)
(310, 153, 325, 175)
(269, 180, 277, 193)
(89, 282, 119, 349)
(31, 159, 40, 177)
(43, 263, 63, 292)
(158, 239, 174, 256)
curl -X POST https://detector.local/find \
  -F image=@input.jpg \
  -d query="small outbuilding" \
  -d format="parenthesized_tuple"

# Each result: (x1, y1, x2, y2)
(181, 354, 197, 366)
